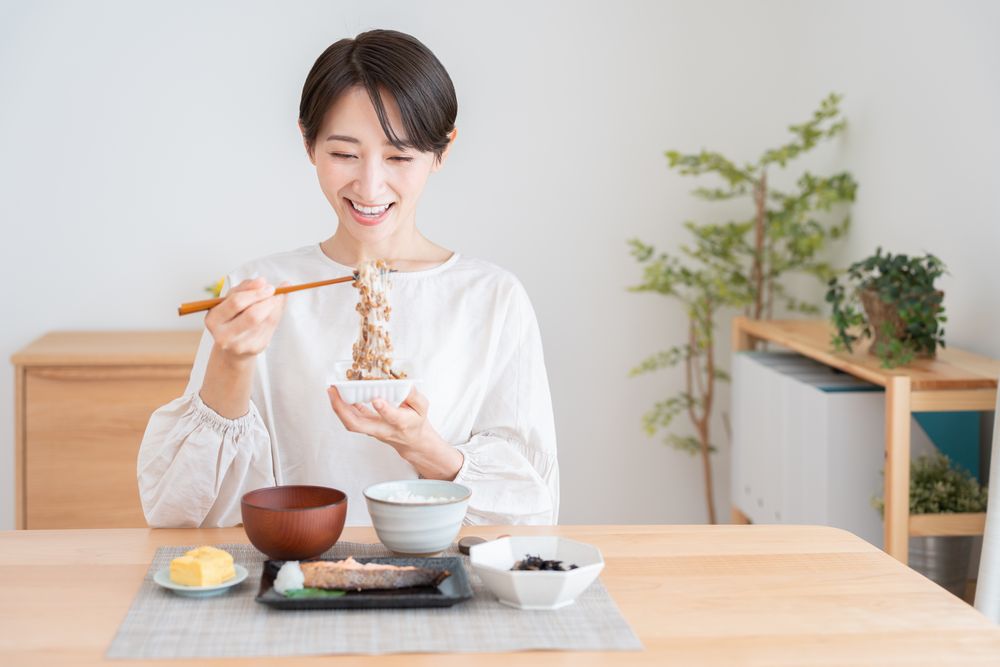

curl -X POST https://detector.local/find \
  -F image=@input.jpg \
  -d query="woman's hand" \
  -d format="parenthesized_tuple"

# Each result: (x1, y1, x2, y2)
(327, 386, 464, 480)
(205, 277, 287, 359)
(199, 277, 288, 419)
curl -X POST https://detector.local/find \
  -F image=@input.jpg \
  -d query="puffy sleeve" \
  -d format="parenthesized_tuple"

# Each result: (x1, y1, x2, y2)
(452, 281, 560, 525)
(136, 327, 275, 528)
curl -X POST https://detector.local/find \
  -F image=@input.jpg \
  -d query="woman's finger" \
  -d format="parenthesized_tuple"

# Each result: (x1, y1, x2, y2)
(226, 284, 276, 320)
(328, 388, 399, 441)
(233, 277, 266, 290)
(328, 387, 365, 432)
(371, 398, 405, 427)
(221, 299, 276, 341)
(353, 402, 380, 419)
(211, 280, 274, 324)
(401, 388, 429, 417)
(215, 297, 282, 353)
(329, 387, 378, 425)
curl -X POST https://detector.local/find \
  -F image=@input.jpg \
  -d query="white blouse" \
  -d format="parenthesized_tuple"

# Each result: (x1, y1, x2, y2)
(137, 244, 559, 527)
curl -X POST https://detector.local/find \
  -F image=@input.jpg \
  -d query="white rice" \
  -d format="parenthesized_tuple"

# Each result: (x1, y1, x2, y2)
(273, 561, 304, 595)
(384, 490, 453, 504)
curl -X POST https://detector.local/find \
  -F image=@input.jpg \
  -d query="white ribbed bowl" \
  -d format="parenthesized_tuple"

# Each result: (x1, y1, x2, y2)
(364, 480, 471, 555)
(329, 360, 416, 408)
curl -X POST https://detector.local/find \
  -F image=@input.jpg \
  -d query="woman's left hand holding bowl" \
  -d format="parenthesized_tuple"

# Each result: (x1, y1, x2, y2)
(328, 387, 463, 480)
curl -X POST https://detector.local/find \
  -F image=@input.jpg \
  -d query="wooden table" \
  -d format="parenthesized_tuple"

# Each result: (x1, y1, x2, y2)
(731, 318, 1000, 564)
(2, 524, 1000, 665)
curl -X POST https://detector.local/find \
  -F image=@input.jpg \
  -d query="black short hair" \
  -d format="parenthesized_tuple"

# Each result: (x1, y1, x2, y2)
(299, 30, 457, 161)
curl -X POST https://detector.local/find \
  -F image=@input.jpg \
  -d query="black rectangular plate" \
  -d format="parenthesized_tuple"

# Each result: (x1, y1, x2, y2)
(255, 556, 473, 610)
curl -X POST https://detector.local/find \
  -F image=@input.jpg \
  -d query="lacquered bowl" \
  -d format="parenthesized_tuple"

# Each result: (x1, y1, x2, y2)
(240, 485, 347, 560)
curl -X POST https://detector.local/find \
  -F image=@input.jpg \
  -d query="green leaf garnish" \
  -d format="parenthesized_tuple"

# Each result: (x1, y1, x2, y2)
(282, 587, 347, 598)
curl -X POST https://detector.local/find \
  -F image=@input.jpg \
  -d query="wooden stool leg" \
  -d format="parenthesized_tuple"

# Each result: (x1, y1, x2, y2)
(885, 376, 912, 564)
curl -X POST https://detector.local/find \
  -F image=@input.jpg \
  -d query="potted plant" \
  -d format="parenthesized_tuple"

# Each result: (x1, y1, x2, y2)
(629, 93, 857, 523)
(826, 248, 947, 368)
(874, 452, 988, 598)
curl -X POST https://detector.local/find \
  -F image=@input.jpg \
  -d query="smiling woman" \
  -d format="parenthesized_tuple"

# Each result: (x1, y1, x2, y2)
(309, 85, 452, 259)
(298, 31, 458, 257)
(136, 30, 559, 528)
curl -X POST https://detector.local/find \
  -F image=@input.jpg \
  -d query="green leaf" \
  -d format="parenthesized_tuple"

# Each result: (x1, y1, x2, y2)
(664, 433, 706, 454)
(758, 93, 848, 168)
(282, 588, 348, 599)
(665, 149, 753, 187)
(641, 394, 696, 435)
(629, 346, 691, 376)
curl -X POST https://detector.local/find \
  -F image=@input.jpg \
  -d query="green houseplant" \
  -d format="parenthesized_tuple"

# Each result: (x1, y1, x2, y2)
(629, 93, 857, 523)
(826, 248, 947, 368)
(873, 453, 988, 516)
(873, 453, 987, 598)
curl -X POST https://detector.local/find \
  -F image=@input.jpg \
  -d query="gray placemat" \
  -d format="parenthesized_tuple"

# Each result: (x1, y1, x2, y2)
(106, 542, 643, 659)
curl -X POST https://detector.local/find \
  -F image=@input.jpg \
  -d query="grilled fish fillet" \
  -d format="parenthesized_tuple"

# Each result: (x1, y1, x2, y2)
(299, 557, 450, 591)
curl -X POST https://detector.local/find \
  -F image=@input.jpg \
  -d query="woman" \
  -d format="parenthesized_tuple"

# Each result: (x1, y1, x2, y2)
(137, 30, 559, 527)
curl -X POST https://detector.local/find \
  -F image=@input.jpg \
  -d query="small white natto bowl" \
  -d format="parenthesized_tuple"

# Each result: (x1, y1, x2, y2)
(329, 360, 417, 408)
(364, 479, 471, 555)
(469, 536, 605, 610)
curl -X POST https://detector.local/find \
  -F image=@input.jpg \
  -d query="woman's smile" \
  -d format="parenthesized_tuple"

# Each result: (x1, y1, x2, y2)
(344, 197, 395, 226)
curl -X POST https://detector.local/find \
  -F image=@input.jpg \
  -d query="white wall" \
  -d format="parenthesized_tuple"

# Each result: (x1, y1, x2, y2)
(2, 0, 998, 529)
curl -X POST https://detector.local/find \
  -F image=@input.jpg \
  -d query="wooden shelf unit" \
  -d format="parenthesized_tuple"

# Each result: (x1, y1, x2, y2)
(909, 512, 987, 537)
(11, 331, 202, 529)
(731, 317, 1000, 564)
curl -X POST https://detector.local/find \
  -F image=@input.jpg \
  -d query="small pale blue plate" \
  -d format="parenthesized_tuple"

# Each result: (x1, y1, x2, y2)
(153, 564, 249, 598)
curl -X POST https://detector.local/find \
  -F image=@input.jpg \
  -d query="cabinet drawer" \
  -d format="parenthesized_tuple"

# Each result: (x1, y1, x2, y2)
(24, 366, 190, 528)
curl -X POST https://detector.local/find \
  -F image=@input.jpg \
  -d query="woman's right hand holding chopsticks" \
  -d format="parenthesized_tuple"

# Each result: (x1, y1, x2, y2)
(199, 277, 288, 418)
(205, 277, 287, 358)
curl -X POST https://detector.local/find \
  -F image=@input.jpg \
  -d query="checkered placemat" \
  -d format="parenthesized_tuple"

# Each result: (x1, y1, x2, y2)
(106, 541, 643, 658)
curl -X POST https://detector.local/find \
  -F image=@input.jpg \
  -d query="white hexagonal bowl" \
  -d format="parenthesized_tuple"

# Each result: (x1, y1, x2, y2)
(469, 536, 605, 610)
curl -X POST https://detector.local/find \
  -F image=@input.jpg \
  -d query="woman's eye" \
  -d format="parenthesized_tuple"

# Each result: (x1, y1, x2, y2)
(389, 156, 414, 162)
(329, 152, 356, 159)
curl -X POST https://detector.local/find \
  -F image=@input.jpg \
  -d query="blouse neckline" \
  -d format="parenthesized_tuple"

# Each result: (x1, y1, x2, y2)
(312, 243, 460, 279)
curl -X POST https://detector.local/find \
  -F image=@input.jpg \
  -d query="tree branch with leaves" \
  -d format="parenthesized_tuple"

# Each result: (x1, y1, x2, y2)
(630, 93, 857, 523)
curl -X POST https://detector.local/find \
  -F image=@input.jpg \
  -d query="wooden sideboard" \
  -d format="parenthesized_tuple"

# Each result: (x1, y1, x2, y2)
(10, 331, 201, 529)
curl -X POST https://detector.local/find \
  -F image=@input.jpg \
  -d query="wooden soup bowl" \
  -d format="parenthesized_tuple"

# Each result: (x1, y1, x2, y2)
(241, 485, 347, 560)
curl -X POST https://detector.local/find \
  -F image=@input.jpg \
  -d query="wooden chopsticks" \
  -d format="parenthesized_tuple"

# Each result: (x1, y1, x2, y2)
(177, 274, 356, 316)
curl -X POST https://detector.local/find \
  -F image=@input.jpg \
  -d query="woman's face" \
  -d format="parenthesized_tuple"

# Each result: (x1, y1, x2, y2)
(306, 86, 448, 246)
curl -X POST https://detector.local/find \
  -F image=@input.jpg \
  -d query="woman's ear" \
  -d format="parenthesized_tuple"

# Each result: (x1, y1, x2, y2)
(298, 120, 316, 166)
(432, 128, 458, 172)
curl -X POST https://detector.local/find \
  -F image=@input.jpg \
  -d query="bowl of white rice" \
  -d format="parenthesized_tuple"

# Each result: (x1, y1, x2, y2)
(363, 479, 471, 555)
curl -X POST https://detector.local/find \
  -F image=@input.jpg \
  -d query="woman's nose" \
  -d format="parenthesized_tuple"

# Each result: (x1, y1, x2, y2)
(354, 158, 388, 202)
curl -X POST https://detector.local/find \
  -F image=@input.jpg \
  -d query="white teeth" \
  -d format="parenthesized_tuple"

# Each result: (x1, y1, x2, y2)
(350, 200, 391, 215)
